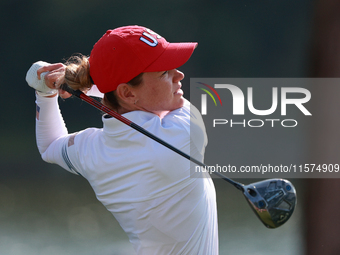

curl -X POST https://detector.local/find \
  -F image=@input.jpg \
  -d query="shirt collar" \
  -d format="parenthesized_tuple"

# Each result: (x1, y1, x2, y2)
(102, 110, 160, 135)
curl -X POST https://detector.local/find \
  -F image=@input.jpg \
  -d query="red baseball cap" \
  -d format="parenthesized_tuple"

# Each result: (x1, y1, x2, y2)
(89, 25, 197, 93)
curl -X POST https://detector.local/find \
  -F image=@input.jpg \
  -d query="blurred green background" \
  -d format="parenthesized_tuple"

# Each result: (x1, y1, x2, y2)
(0, 0, 333, 254)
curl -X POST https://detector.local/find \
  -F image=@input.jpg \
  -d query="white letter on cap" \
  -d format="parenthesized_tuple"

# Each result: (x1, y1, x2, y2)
(140, 32, 158, 47)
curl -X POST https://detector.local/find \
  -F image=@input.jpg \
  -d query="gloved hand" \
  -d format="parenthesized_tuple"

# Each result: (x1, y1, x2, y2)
(26, 61, 58, 96)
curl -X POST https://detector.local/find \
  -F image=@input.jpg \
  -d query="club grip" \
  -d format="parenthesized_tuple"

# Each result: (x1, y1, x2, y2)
(60, 84, 82, 97)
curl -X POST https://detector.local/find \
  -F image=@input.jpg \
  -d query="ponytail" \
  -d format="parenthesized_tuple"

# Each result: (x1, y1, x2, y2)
(64, 55, 93, 91)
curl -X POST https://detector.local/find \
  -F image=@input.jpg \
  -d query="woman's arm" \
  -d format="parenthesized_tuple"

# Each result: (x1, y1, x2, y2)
(35, 93, 68, 155)
(27, 62, 80, 174)
(26, 61, 68, 153)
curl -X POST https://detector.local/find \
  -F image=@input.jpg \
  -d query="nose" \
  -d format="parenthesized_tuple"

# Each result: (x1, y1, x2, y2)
(173, 69, 184, 82)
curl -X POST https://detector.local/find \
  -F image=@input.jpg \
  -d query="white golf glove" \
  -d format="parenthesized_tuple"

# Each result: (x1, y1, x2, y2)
(26, 61, 58, 96)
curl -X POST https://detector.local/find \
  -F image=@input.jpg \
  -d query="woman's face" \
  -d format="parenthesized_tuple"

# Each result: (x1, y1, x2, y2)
(133, 69, 185, 116)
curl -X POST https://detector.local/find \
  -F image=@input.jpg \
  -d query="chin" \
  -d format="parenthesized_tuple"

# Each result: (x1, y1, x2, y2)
(164, 97, 185, 112)
(176, 97, 185, 109)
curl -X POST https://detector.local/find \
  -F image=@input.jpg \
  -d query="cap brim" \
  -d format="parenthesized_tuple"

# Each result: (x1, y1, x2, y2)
(143, 42, 197, 72)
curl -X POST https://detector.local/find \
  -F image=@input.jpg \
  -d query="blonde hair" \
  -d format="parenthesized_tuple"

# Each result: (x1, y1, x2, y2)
(64, 54, 93, 91)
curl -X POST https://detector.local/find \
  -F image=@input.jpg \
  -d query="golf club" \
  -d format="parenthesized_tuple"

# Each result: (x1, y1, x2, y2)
(60, 84, 297, 229)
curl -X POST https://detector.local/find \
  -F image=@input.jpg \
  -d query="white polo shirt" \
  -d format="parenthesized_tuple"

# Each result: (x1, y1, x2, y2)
(36, 93, 218, 255)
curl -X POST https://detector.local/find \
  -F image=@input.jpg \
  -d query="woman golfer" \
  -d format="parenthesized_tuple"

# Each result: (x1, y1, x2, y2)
(26, 25, 218, 255)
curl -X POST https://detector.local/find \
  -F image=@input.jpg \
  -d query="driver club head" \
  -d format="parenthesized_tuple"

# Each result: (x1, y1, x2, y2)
(242, 178, 297, 228)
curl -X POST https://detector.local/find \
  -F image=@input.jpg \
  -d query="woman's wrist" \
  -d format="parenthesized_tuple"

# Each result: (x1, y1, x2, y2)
(36, 90, 58, 97)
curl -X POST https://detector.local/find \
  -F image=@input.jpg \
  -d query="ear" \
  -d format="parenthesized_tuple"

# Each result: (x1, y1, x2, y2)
(115, 83, 137, 105)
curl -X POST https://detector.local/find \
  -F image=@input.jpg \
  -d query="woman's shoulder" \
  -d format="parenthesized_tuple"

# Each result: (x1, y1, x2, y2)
(70, 127, 103, 145)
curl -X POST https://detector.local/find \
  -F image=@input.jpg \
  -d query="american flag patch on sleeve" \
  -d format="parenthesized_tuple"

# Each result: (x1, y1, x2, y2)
(36, 105, 40, 120)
